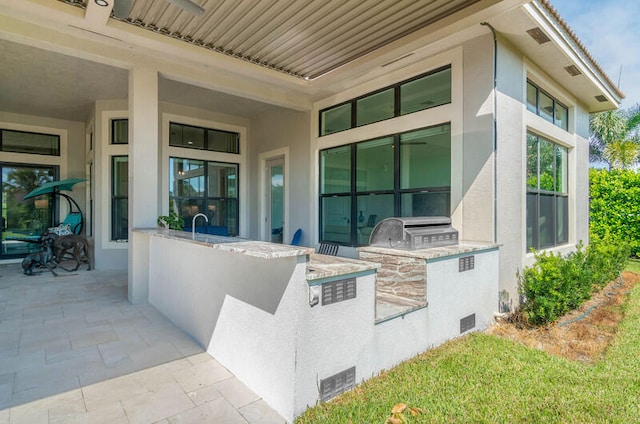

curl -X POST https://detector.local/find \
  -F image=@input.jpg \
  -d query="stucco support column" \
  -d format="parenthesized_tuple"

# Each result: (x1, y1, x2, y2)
(128, 65, 159, 304)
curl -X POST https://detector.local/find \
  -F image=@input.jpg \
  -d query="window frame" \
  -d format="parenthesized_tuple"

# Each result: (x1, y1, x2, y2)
(0, 128, 61, 156)
(526, 80, 569, 131)
(169, 122, 240, 154)
(319, 65, 452, 136)
(319, 123, 452, 247)
(111, 155, 128, 242)
(169, 156, 240, 237)
(526, 131, 569, 251)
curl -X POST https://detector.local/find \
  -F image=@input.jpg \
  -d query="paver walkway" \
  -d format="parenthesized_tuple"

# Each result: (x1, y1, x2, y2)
(0, 263, 285, 423)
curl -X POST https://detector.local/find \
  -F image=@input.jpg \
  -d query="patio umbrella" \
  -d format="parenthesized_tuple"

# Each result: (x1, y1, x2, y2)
(23, 178, 86, 233)
(23, 178, 86, 200)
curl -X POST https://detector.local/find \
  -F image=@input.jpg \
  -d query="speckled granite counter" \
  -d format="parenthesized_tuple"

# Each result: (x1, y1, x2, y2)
(145, 229, 314, 259)
(359, 241, 499, 261)
(306, 253, 379, 283)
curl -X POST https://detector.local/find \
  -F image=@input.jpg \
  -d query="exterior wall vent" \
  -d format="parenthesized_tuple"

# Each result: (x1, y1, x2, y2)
(595, 95, 608, 103)
(320, 366, 356, 402)
(564, 65, 582, 76)
(526, 27, 551, 44)
(459, 255, 475, 272)
(322, 278, 357, 305)
(460, 313, 476, 334)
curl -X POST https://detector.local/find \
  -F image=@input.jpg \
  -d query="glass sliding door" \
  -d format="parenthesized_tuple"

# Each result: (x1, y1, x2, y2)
(1, 164, 56, 258)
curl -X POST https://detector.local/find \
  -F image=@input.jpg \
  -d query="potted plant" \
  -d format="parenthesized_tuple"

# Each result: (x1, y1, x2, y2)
(157, 200, 183, 231)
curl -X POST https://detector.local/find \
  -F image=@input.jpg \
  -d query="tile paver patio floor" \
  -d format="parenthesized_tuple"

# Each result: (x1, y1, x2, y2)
(0, 263, 285, 423)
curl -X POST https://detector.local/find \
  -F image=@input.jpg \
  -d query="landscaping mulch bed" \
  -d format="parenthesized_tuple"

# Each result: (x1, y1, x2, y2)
(489, 271, 640, 363)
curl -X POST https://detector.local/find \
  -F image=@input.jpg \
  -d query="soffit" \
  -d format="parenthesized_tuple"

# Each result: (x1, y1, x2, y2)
(488, 2, 621, 112)
(61, 0, 481, 80)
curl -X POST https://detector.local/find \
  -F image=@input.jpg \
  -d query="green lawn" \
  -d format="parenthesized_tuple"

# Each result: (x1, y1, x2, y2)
(627, 258, 640, 274)
(297, 266, 640, 424)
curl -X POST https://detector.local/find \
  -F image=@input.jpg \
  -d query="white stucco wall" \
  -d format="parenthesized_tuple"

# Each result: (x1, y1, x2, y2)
(250, 109, 312, 244)
(461, 33, 495, 243)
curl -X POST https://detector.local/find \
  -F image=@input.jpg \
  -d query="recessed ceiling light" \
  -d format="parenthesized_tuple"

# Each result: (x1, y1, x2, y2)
(95, 0, 109, 6)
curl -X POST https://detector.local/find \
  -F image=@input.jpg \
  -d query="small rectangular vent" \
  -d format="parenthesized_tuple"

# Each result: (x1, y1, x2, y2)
(322, 278, 357, 306)
(460, 313, 476, 334)
(564, 65, 582, 76)
(320, 366, 356, 402)
(526, 27, 551, 44)
(595, 95, 608, 103)
(459, 255, 475, 272)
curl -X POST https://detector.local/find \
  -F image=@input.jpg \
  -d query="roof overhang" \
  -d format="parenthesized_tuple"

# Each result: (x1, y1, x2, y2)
(488, 0, 622, 112)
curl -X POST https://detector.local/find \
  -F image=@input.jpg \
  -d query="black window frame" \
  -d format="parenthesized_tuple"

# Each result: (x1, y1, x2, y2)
(111, 155, 129, 242)
(169, 157, 240, 237)
(0, 129, 60, 156)
(526, 80, 569, 131)
(111, 119, 129, 145)
(526, 132, 569, 251)
(319, 123, 451, 247)
(169, 122, 240, 154)
(319, 65, 452, 136)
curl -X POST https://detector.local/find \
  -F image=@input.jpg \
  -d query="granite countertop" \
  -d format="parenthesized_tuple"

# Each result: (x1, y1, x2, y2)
(136, 228, 314, 259)
(359, 241, 500, 260)
(306, 253, 379, 282)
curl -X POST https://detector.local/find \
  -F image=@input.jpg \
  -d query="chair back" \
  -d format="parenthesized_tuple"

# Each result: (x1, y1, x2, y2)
(62, 212, 83, 234)
(290, 228, 302, 245)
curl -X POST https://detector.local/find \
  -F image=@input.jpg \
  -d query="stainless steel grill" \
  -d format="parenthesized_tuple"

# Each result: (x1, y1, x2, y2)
(368, 217, 458, 250)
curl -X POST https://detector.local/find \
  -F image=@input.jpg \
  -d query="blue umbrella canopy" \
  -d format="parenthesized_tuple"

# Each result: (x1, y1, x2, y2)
(23, 178, 86, 200)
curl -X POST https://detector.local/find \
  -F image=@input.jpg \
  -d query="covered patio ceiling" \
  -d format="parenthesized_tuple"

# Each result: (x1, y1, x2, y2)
(63, 0, 483, 80)
(0, 0, 621, 122)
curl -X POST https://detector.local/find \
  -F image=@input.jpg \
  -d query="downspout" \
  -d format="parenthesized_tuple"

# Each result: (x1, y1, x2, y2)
(481, 22, 498, 244)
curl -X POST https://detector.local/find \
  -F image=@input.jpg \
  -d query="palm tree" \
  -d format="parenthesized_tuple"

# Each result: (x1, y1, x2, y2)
(589, 106, 640, 169)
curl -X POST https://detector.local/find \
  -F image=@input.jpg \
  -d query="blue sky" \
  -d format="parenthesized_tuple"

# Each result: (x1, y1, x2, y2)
(551, 0, 640, 109)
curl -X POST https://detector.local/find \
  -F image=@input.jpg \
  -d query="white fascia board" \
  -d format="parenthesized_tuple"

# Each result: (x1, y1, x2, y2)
(523, 1, 622, 107)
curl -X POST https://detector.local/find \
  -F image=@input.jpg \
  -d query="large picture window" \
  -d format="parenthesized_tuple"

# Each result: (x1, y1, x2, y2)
(320, 66, 451, 136)
(169, 157, 239, 236)
(526, 132, 568, 250)
(320, 124, 451, 246)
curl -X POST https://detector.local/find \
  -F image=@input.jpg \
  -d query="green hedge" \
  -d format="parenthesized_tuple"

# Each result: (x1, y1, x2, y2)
(518, 237, 629, 326)
(590, 169, 640, 258)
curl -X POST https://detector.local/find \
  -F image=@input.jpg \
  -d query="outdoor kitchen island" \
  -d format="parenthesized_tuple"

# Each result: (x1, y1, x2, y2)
(131, 228, 499, 423)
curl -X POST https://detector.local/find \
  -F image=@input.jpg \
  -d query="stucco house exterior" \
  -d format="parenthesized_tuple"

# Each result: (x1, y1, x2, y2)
(1, 0, 621, 305)
(0, 0, 622, 419)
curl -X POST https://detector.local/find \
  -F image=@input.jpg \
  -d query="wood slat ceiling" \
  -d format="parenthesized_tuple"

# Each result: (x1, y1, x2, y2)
(68, 0, 480, 79)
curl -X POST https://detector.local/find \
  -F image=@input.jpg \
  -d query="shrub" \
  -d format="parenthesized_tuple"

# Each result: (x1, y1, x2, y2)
(518, 238, 629, 326)
(590, 169, 640, 258)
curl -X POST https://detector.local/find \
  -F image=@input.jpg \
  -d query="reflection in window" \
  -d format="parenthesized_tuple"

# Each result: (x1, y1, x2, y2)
(319, 66, 451, 136)
(319, 123, 451, 246)
(169, 157, 239, 236)
(111, 156, 128, 241)
(526, 132, 568, 250)
(526, 80, 569, 130)
(1, 129, 60, 156)
(170, 122, 239, 154)
(357, 89, 394, 127)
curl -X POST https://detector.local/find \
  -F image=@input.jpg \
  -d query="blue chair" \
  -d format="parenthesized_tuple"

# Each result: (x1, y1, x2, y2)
(61, 212, 83, 234)
(290, 228, 302, 245)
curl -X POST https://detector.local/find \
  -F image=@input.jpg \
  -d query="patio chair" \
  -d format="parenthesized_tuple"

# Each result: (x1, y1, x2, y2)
(290, 228, 302, 246)
(317, 241, 339, 256)
(61, 212, 83, 235)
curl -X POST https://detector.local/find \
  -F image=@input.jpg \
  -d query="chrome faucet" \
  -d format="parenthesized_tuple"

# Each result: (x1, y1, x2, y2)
(192, 212, 208, 239)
